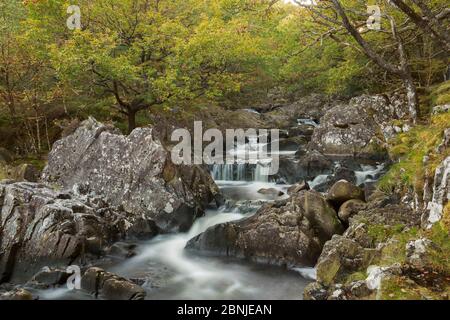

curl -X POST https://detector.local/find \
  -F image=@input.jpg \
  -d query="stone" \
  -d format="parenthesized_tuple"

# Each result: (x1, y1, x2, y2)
(424, 156, 450, 228)
(327, 180, 365, 208)
(338, 199, 367, 223)
(303, 282, 328, 300)
(309, 94, 406, 159)
(0, 148, 14, 164)
(315, 235, 378, 286)
(432, 104, 450, 115)
(287, 181, 310, 195)
(42, 117, 221, 233)
(81, 267, 146, 300)
(257, 188, 284, 197)
(0, 288, 33, 300)
(278, 151, 332, 184)
(187, 190, 344, 267)
(0, 182, 128, 283)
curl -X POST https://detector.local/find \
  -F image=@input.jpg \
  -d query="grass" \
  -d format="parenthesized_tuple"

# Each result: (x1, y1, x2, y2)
(430, 80, 450, 106)
(378, 112, 450, 193)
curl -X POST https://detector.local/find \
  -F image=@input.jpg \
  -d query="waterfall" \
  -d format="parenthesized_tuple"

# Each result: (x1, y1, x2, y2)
(211, 162, 270, 182)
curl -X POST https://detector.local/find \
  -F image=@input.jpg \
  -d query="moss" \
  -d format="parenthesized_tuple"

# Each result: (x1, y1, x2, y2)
(379, 276, 442, 300)
(367, 224, 406, 243)
(424, 222, 450, 274)
(378, 112, 450, 193)
(430, 80, 450, 106)
(345, 271, 368, 284)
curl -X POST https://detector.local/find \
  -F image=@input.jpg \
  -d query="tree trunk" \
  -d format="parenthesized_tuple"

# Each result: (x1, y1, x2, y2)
(127, 109, 137, 134)
(402, 75, 419, 122)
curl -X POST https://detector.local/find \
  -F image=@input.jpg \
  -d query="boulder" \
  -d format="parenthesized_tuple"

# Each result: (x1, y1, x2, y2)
(81, 267, 146, 300)
(257, 188, 284, 197)
(287, 181, 310, 195)
(309, 94, 406, 159)
(327, 180, 365, 208)
(278, 151, 332, 184)
(0, 181, 129, 283)
(42, 117, 220, 233)
(187, 190, 344, 267)
(315, 235, 378, 286)
(0, 288, 33, 300)
(338, 199, 367, 223)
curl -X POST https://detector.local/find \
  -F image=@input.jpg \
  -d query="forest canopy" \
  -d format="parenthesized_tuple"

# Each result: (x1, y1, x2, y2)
(0, 0, 448, 154)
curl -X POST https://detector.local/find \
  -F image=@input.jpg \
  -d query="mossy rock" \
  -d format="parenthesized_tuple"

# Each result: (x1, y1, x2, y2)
(379, 275, 446, 300)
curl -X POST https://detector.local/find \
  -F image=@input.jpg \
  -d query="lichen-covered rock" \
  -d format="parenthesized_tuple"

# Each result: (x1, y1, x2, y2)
(423, 156, 450, 228)
(327, 180, 365, 208)
(81, 267, 146, 300)
(309, 94, 407, 159)
(187, 190, 344, 267)
(278, 150, 332, 184)
(0, 181, 128, 283)
(315, 235, 378, 286)
(42, 117, 220, 233)
(0, 163, 40, 182)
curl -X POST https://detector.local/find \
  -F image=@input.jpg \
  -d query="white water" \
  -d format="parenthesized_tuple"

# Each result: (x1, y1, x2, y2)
(355, 163, 385, 185)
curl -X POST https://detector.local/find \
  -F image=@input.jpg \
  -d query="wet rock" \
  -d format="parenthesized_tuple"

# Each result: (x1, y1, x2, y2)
(287, 181, 310, 195)
(29, 267, 71, 288)
(278, 151, 332, 184)
(42, 117, 220, 233)
(81, 267, 146, 300)
(0, 288, 33, 300)
(327, 180, 365, 208)
(187, 190, 344, 267)
(338, 199, 367, 223)
(257, 188, 284, 197)
(107, 242, 138, 259)
(0, 182, 127, 283)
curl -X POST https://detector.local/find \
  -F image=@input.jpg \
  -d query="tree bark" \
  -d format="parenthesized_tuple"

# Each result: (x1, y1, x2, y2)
(390, 0, 450, 52)
(127, 109, 137, 134)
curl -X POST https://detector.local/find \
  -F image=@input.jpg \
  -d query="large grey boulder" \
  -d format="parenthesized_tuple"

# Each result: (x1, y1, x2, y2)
(187, 190, 344, 267)
(309, 94, 407, 159)
(0, 181, 128, 283)
(42, 118, 220, 233)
